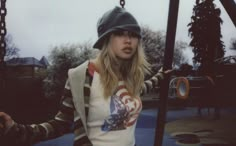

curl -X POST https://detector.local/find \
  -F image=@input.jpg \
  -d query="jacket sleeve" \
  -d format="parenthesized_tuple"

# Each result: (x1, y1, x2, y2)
(141, 72, 164, 96)
(3, 79, 75, 145)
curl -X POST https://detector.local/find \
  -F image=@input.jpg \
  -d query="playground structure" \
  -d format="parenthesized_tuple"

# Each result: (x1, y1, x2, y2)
(143, 55, 236, 109)
(0, 0, 236, 146)
(155, 1, 236, 146)
(168, 55, 236, 105)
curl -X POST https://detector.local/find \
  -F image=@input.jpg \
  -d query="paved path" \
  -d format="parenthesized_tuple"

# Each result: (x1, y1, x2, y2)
(34, 108, 236, 146)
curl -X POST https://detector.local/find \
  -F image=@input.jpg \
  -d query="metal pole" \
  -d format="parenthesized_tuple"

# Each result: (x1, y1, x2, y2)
(220, 0, 236, 27)
(0, 0, 7, 65)
(154, 0, 179, 146)
(0, 0, 7, 109)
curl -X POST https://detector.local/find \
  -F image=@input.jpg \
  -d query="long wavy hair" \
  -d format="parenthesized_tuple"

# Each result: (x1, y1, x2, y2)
(94, 37, 151, 98)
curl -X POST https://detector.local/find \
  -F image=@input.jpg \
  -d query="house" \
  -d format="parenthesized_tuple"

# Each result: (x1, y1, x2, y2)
(6, 56, 49, 78)
(39, 56, 50, 67)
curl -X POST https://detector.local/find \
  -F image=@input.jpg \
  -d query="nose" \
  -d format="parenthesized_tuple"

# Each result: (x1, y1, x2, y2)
(124, 33, 131, 43)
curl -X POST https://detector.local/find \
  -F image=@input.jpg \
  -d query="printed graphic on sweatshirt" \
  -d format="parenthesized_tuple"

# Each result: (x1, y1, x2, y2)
(101, 82, 142, 131)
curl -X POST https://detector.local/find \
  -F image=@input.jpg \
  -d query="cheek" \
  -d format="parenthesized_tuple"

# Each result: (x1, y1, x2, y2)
(132, 40, 139, 50)
(109, 37, 121, 48)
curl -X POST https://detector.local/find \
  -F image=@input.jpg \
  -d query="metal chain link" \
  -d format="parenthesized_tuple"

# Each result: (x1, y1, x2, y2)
(0, 0, 7, 65)
(0, 0, 7, 90)
(120, 0, 125, 8)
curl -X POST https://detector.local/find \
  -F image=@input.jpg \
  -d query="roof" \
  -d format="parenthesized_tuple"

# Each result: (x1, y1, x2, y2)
(6, 57, 47, 68)
(40, 56, 50, 66)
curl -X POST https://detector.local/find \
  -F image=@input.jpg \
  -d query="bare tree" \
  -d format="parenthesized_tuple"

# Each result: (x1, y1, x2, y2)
(4, 34, 20, 61)
(141, 25, 165, 72)
(43, 41, 96, 100)
(141, 25, 189, 72)
(173, 41, 189, 67)
(229, 38, 236, 51)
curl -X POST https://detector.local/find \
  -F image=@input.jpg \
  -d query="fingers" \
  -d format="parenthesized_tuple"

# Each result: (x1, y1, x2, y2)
(0, 113, 5, 136)
(0, 121, 4, 129)
(0, 112, 9, 122)
(158, 67, 173, 74)
(0, 112, 14, 129)
(165, 69, 174, 74)
(0, 112, 7, 124)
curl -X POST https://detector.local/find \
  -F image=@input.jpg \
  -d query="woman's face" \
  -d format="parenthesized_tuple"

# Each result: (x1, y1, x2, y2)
(108, 30, 139, 60)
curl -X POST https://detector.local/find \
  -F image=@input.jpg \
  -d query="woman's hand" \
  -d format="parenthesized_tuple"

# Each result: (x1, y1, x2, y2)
(0, 112, 14, 135)
(164, 69, 173, 74)
(159, 67, 174, 76)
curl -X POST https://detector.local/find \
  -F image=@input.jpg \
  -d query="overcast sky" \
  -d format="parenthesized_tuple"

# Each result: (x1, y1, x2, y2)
(5, 0, 236, 61)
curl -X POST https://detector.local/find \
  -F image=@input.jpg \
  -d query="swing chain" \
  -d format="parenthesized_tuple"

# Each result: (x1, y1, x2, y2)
(120, 0, 125, 8)
(0, 0, 7, 65)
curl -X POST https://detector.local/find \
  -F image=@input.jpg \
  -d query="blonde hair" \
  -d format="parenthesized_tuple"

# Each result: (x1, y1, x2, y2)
(95, 38, 151, 98)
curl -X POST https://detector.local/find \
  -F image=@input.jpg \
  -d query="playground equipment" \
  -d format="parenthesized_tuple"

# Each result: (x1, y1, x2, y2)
(169, 76, 214, 100)
(155, 1, 236, 146)
(168, 55, 236, 103)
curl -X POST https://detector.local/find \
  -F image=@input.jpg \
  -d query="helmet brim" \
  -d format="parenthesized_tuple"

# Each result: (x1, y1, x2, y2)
(93, 24, 141, 49)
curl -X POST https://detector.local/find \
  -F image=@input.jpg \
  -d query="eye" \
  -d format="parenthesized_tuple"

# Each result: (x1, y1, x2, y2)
(113, 31, 124, 36)
(128, 32, 139, 38)
(112, 31, 139, 38)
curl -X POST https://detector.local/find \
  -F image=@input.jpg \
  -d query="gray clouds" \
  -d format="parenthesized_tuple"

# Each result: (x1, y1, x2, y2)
(5, 0, 236, 59)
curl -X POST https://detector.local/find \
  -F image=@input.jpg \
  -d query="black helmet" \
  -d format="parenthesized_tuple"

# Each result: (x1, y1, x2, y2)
(93, 6, 141, 49)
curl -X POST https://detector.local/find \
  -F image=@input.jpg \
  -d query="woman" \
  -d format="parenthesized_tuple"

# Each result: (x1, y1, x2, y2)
(0, 6, 168, 146)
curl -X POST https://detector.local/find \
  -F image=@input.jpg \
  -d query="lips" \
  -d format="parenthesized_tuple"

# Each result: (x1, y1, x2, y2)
(122, 47, 133, 53)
